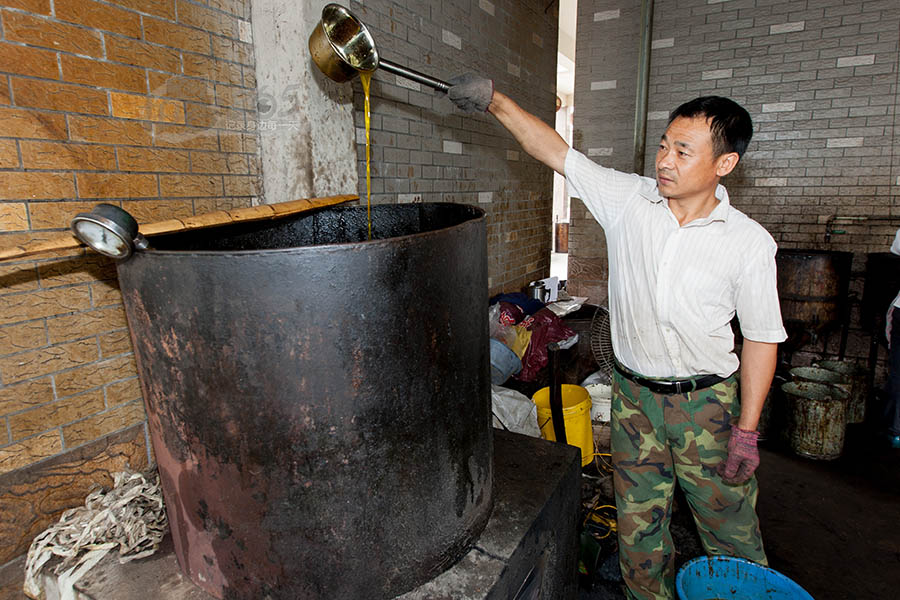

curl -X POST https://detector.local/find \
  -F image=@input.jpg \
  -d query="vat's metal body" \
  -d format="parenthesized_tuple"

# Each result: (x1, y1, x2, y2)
(117, 204, 493, 599)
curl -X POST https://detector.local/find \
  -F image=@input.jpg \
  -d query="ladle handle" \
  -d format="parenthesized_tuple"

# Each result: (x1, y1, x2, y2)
(379, 59, 450, 93)
(0, 194, 358, 262)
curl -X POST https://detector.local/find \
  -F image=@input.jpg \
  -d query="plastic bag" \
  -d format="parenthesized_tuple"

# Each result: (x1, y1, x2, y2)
(489, 303, 524, 353)
(491, 385, 541, 437)
(515, 308, 577, 382)
(581, 370, 611, 387)
(546, 297, 589, 318)
(498, 301, 525, 325)
(507, 325, 532, 359)
(488, 304, 505, 339)
(581, 370, 612, 422)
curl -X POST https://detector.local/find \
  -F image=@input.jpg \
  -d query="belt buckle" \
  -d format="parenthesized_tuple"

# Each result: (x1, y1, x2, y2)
(673, 379, 695, 394)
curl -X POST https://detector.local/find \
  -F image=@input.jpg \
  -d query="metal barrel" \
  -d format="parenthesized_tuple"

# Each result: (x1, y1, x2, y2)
(116, 203, 492, 599)
(789, 366, 850, 394)
(775, 249, 852, 332)
(781, 381, 849, 460)
(813, 360, 868, 424)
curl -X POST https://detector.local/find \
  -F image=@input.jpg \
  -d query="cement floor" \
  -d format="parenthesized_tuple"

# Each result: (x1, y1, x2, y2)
(578, 422, 900, 599)
(3, 424, 898, 600)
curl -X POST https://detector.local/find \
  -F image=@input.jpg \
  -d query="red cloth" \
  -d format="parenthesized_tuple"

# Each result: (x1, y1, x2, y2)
(514, 308, 576, 382)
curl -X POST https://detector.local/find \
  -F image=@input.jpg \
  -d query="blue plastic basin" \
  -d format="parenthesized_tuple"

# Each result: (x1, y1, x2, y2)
(676, 556, 814, 600)
(489, 338, 521, 385)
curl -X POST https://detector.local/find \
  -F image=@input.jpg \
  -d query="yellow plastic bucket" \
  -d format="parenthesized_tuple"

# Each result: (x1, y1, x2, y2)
(532, 384, 593, 466)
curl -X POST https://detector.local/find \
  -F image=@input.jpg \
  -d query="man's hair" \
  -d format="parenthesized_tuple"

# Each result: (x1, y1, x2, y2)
(667, 96, 753, 159)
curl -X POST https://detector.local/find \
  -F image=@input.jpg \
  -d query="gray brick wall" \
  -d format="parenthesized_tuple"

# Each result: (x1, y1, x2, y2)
(567, 1, 644, 303)
(345, 0, 559, 295)
(571, 0, 900, 364)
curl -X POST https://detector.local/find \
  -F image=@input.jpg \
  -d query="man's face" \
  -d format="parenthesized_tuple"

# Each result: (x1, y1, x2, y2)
(655, 115, 729, 203)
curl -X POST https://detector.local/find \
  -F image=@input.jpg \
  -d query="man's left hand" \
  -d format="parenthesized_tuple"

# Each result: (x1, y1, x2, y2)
(447, 73, 494, 113)
(716, 425, 760, 484)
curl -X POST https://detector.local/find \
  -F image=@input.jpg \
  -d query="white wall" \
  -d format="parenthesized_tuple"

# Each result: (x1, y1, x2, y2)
(251, 0, 359, 204)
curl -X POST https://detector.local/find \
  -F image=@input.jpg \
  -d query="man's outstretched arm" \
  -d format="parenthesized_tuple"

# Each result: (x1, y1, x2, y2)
(447, 75, 569, 175)
(487, 91, 570, 175)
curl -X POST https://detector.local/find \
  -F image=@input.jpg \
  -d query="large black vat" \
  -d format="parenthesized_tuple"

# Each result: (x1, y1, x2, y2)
(116, 203, 492, 599)
(776, 249, 852, 332)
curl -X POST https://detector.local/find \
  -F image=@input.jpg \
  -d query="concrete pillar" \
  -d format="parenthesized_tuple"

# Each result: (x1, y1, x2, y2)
(250, 0, 358, 204)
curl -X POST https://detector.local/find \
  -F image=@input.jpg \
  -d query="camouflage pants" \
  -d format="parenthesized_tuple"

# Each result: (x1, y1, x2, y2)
(611, 368, 767, 600)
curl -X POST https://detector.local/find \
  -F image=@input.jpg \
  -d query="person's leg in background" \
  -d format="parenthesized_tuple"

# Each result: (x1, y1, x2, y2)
(885, 306, 900, 448)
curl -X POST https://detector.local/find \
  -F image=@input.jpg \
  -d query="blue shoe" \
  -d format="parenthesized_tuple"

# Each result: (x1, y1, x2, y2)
(890, 435, 900, 449)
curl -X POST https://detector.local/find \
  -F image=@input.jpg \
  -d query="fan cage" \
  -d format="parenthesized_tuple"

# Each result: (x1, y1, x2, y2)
(589, 305, 615, 377)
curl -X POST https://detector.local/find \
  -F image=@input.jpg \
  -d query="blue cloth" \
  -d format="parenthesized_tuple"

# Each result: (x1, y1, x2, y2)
(489, 292, 544, 316)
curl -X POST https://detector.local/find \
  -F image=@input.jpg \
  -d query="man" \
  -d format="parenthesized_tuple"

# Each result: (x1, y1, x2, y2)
(446, 76, 787, 599)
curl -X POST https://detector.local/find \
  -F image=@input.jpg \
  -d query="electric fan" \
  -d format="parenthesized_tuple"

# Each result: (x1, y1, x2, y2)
(589, 305, 615, 377)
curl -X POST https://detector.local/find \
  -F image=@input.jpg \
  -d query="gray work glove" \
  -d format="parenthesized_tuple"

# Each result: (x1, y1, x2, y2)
(447, 73, 494, 113)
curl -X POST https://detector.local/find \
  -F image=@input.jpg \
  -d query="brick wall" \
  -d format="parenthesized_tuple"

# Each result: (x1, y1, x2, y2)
(570, 0, 900, 362)
(346, 0, 559, 295)
(0, 0, 260, 563)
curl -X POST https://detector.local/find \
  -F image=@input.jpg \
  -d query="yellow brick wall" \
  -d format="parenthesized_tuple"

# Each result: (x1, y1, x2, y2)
(0, 0, 260, 562)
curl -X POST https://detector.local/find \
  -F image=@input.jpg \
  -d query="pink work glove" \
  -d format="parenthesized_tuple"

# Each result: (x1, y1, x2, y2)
(716, 425, 760, 485)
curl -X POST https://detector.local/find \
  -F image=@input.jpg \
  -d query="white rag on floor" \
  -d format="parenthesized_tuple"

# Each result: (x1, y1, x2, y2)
(23, 470, 167, 600)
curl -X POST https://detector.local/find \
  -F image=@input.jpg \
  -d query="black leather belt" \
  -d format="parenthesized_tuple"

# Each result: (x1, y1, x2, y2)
(614, 363, 729, 395)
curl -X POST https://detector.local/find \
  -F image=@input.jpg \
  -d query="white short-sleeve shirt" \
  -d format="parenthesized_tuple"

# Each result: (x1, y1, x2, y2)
(565, 147, 787, 378)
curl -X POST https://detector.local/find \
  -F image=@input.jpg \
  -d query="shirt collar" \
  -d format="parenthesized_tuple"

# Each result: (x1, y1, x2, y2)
(707, 185, 731, 223)
(644, 182, 731, 225)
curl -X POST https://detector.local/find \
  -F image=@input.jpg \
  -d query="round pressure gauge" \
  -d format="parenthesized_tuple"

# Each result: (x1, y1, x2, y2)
(71, 204, 146, 259)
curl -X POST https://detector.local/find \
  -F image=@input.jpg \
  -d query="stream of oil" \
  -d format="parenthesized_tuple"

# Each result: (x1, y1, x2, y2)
(360, 71, 373, 240)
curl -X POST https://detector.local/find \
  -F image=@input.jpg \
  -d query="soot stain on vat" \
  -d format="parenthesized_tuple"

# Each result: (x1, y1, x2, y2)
(121, 289, 191, 462)
(177, 455, 278, 598)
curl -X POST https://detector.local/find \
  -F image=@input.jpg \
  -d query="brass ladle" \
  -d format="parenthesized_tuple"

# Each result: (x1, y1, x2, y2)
(309, 3, 450, 93)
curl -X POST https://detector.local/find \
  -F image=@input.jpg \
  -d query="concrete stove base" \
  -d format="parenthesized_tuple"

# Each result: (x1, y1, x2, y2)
(45, 430, 581, 600)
